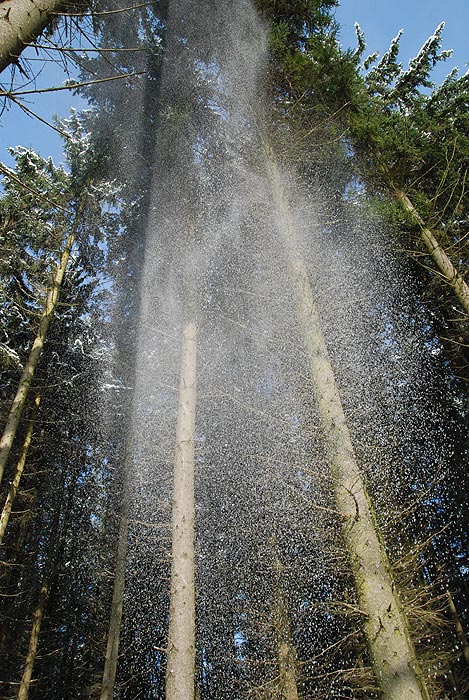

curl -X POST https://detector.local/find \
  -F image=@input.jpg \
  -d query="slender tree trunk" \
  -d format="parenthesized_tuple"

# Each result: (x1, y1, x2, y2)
(446, 590, 469, 666)
(166, 320, 197, 700)
(0, 0, 68, 74)
(15, 462, 71, 700)
(0, 396, 40, 546)
(266, 151, 430, 700)
(272, 546, 298, 700)
(0, 203, 83, 484)
(390, 182, 469, 316)
(100, 474, 130, 700)
(16, 578, 49, 700)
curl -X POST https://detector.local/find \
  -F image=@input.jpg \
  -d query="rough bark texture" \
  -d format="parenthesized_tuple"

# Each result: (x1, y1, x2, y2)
(392, 186, 469, 316)
(166, 320, 197, 700)
(0, 207, 81, 484)
(100, 476, 130, 700)
(0, 395, 40, 546)
(17, 579, 49, 700)
(0, 0, 68, 74)
(266, 153, 430, 700)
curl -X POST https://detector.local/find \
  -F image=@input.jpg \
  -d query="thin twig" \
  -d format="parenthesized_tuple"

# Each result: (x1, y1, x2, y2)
(51, 2, 157, 17)
(0, 72, 144, 97)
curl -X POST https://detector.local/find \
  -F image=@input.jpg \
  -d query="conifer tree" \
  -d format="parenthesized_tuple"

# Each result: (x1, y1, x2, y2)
(349, 23, 469, 317)
(266, 150, 430, 700)
(0, 113, 117, 484)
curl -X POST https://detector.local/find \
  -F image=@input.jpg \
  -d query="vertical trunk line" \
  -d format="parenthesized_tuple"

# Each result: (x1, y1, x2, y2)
(266, 151, 430, 700)
(0, 395, 40, 546)
(16, 580, 49, 700)
(166, 320, 197, 700)
(15, 461, 72, 700)
(272, 546, 298, 700)
(99, 472, 130, 700)
(446, 590, 469, 666)
(0, 201, 84, 484)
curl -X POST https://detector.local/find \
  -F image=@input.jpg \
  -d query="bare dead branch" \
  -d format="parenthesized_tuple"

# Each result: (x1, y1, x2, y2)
(0, 71, 144, 97)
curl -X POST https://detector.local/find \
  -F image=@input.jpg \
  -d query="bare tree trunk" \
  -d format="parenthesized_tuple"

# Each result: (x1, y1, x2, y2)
(266, 152, 430, 700)
(272, 547, 298, 700)
(100, 475, 130, 700)
(15, 463, 69, 700)
(0, 0, 68, 74)
(166, 320, 197, 700)
(0, 396, 40, 546)
(391, 186, 469, 316)
(0, 204, 83, 484)
(446, 590, 469, 666)
(16, 578, 49, 700)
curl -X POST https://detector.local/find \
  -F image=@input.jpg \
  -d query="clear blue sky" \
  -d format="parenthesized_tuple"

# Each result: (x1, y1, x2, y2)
(0, 0, 467, 169)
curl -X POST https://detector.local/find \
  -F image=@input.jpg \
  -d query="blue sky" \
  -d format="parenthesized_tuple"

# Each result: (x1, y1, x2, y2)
(335, 0, 468, 83)
(0, 53, 85, 168)
(0, 0, 467, 169)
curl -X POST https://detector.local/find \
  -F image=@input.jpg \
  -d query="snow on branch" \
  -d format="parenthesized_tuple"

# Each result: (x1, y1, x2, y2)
(392, 22, 453, 105)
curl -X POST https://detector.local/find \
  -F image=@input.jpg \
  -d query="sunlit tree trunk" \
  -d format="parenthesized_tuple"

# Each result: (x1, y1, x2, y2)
(16, 578, 49, 700)
(0, 203, 83, 484)
(166, 320, 197, 700)
(0, 0, 68, 74)
(390, 185, 469, 316)
(0, 396, 40, 546)
(99, 472, 130, 700)
(266, 151, 430, 700)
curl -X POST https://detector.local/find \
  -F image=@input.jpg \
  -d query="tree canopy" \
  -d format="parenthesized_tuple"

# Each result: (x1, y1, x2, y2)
(0, 2, 468, 699)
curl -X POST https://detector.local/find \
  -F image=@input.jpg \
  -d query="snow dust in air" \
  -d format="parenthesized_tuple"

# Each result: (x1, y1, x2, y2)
(99, 1, 464, 696)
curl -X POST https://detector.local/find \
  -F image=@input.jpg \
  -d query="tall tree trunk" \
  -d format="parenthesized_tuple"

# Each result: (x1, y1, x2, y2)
(0, 396, 40, 546)
(100, 473, 130, 700)
(390, 185, 469, 316)
(15, 461, 72, 700)
(272, 545, 298, 700)
(16, 578, 49, 700)
(0, 203, 83, 484)
(266, 151, 430, 700)
(166, 320, 197, 700)
(0, 0, 68, 74)
(446, 590, 469, 666)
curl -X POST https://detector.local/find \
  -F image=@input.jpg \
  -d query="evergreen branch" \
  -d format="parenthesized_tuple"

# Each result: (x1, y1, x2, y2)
(70, 17, 142, 88)
(0, 164, 73, 215)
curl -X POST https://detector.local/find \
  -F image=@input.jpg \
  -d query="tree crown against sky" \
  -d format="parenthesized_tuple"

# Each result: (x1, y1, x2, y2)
(0, 2, 468, 698)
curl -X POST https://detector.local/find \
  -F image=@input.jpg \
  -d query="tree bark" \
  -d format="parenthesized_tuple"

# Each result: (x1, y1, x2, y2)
(0, 0, 68, 74)
(16, 578, 49, 700)
(99, 474, 130, 700)
(0, 395, 40, 546)
(166, 320, 197, 700)
(266, 151, 430, 700)
(391, 185, 469, 316)
(0, 203, 82, 485)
